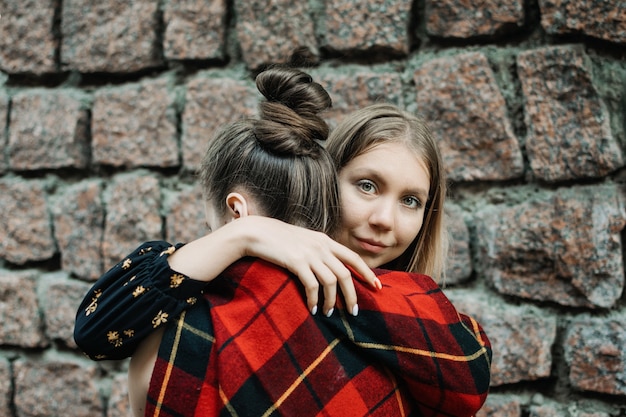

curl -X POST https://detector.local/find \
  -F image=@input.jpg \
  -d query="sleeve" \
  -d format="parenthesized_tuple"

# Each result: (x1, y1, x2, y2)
(324, 269, 492, 417)
(73, 241, 208, 360)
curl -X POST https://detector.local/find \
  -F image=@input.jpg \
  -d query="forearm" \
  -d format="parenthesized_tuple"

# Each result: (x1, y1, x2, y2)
(166, 222, 249, 282)
(74, 241, 207, 360)
(74, 220, 279, 360)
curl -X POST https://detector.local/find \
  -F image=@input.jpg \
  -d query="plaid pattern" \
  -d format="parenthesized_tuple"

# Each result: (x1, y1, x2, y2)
(146, 258, 491, 417)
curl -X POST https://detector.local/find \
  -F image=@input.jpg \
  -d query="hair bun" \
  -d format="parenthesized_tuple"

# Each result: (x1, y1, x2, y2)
(254, 67, 332, 157)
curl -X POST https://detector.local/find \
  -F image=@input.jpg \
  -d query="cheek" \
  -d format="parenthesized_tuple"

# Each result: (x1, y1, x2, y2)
(339, 189, 363, 227)
(399, 214, 424, 245)
(340, 201, 363, 229)
(340, 188, 358, 223)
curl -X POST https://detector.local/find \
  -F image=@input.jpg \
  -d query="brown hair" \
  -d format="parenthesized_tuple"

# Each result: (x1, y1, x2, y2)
(200, 67, 340, 235)
(326, 103, 448, 281)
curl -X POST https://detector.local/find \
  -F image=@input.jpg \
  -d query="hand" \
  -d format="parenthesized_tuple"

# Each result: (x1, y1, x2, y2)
(234, 216, 381, 316)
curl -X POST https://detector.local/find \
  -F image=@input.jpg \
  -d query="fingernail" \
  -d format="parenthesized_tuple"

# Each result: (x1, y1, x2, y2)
(325, 308, 334, 318)
(351, 304, 359, 316)
(311, 305, 317, 315)
(375, 278, 382, 290)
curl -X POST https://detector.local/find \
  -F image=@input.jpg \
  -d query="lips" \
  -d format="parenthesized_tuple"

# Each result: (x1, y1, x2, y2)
(355, 237, 387, 254)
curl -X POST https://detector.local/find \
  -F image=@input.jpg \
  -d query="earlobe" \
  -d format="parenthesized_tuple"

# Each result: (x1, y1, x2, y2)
(225, 192, 250, 220)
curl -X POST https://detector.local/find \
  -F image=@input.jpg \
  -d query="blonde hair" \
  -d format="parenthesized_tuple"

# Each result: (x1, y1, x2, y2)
(327, 103, 448, 281)
(200, 67, 340, 235)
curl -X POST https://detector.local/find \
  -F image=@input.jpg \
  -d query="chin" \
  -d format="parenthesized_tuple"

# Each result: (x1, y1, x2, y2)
(363, 257, 384, 270)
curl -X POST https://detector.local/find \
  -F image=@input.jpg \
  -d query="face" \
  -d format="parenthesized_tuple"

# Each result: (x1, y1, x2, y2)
(336, 142, 430, 268)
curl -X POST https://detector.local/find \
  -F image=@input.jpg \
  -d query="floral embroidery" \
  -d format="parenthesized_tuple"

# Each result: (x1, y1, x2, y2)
(85, 300, 97, 316)
(123, 329, 135, 338)
(85, 289, 102, 316)
(186, 297, 197, 305)
(160, 246, 176, 257)
(139, 246, 153, 255)
(152, 311, 169, 328)
(122, 258, 132, 270)
(107, 331, 122, 347)
(123, 275, 137, 287)
(133, 285, 147, 297)
(94, 354, 107, 360)
(170, 274, 185, 288)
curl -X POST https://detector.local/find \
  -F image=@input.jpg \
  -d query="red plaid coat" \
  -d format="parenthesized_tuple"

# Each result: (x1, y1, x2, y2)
(146, 258, 492, 417)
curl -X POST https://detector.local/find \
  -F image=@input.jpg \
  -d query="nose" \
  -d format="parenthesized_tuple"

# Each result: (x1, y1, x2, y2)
(369, 198, 395, 231)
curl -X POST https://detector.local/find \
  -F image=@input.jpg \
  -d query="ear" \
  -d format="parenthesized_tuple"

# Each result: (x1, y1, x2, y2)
(225, 192, 250, 221)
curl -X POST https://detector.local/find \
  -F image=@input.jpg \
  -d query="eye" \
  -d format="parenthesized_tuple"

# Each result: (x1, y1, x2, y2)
(401, 196, 423, 209)
(357, 180, 376, 194)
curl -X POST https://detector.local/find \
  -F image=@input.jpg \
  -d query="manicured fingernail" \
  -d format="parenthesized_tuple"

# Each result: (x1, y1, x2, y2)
(325, 308, 334, 318)
(375, 278, 382, 290)
(351, 304, 359, 316)
(311, 306, 318, 315)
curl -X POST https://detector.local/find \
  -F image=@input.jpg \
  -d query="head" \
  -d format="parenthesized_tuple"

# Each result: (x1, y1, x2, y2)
(327, 103, 447, 280)
(200, 67, 340, 235)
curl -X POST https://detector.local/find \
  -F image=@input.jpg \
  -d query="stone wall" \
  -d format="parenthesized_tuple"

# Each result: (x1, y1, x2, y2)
(0, 0, 625, 416)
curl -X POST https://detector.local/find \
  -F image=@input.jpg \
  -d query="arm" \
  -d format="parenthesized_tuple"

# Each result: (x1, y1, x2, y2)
(74, 220, 264, 360)
(168, 215, 380, 316)
(73, 228, 253, 360)
(73, 241, 206, 360)
(75, 218, 378, 360)
(325, 270, 492, 416)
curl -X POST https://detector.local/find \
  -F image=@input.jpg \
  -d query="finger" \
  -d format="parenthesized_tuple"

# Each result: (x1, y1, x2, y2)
(333, 246, 381, 290)
(337, 272, 359, 316)
(322, 256, 359, 315)
(292, 266, 320, 315)
(313, 265, 338, 317)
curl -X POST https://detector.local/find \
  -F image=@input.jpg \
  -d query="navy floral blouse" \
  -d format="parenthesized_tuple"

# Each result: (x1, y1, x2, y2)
(74, 241, 207, 360)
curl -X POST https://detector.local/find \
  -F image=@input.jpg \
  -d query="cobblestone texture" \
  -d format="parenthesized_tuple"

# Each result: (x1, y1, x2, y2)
(234, 0, 318, 69)
(41, 273, 92, 348)
(539, 0, 626, 44)
(565, 318, 626, 396)
(0, 357, 10, 413)
(9, 89, 90, 170)
(473, 185, 625, 308)
(181, 73, 258, 170)
(444, 204, 472, 284)
(426, 0, 525, 39)
(0, 270, 48, 348)
(449, 291, 556, 386)
(314, 69, 405, 128)
(0, 92, 8, 175)
(92, 78, 179, 168)
(165, 183, 207, 244)
(52, 180, 105, 281)
(163, 0, 227, 61)
(13, 360, 102, 416)
(61, 0, 162, 72)
(476, 395, 522, 417)
(0, 179, 56, 264)
(414, 52, 524, 182)
(0, 0, 57, 74)
(102, 174, 162, 269)
(322, 0, 411, 54)
(108, 372, 132, 417)
(518, 45, 623, 182)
